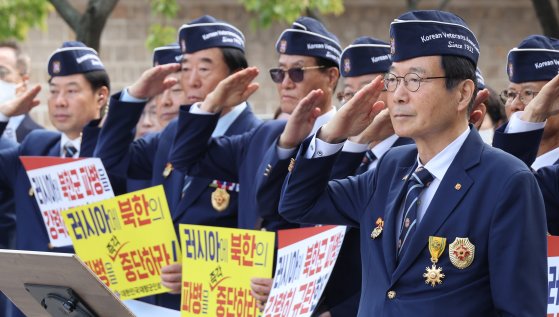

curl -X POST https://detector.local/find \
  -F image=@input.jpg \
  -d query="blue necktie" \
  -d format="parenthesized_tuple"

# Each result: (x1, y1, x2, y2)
(356, 150, 376, 175)
(397, 166, 434, 258)
(181, 175, 192, 198)
(63, 143, 78, 158)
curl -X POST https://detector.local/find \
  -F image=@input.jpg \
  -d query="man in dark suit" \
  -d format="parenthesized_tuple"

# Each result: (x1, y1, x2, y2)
(0, 41, 43, 143)
(278, 10, 547, 316)
(169, 17, 347, 315)
(93, 16, 261, 310)
(489, 37, 559, 233)
(251, 36, 413, 316)
(493, 35, 559, 169)
(0, 41, 109, 317)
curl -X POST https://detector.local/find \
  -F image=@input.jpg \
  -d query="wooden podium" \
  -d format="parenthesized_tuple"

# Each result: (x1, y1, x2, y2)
(0, 249, 134, 317)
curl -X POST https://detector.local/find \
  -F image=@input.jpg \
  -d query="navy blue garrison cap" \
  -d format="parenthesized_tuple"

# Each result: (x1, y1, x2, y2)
(340, 36, 391, 77)
(389, 10, 479, 66)
(476, 67, 485, 89)
(507, 35, 559, 83)
(47, 41, 105, 77)
(153, 43, 182, 66)
(275, 16, 342, 66)
(178, 15, 245, 54)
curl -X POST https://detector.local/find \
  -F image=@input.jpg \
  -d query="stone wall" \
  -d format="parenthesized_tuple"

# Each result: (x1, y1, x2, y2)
(21, 0, 542, 128)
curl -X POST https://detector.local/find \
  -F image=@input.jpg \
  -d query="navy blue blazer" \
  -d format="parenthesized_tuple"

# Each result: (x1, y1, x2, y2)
(254, 136, 414, 316)
(170, 106, 298, 231)
(0, 134, 18, 249)
(94, 94, 260, 309)
(279, 128, 547, 316)
(492, 123, 544, 167)
(15, 114, 43, 143)
(493, 124, 559, 234)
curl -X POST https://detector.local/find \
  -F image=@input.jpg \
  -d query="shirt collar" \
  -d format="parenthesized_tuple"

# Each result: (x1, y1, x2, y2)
(532, 146, 559, 170)
(418, 127, 470, 181)
(212, 102, 247, 138)
(60, 133, 82, 157)
(371, 134, 399, 160)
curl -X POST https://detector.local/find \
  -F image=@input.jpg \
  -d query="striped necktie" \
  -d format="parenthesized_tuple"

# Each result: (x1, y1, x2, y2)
(63, 143, 78, 158)
(356, 150, 376, 175)
(397, 166, 434, 258)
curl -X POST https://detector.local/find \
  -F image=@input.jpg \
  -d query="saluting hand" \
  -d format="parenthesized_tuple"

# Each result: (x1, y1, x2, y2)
(319, 76, 385, 143)
(278, 89, 325, 148)
(128, 63, 182, 100)
(200, 67, 260, 113)
(521, 73, 559, 122)
(349, 108, 394, 145)
(0, 84, 41, 117)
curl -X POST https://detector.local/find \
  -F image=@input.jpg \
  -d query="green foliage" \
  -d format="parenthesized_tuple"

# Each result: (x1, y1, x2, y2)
(0, 0, 51, 41)
(146, 24, 176, 51)
(146, 0, 179, 50)
(239, 0, 345, 28)
(150, 0, 178, 17)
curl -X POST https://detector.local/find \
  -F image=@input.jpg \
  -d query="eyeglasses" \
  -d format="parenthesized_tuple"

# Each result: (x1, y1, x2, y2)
(336, 91, 354, 104)
(383, 72, 448, 92)
(499, 89, 539, 105)
(269, 65, 325, 83)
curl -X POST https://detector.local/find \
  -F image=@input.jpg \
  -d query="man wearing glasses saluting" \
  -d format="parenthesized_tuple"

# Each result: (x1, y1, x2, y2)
(169, 16, 341, 233)
(493, 35, 559, 170)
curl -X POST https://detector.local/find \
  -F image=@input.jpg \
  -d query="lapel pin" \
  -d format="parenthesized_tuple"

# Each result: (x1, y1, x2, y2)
(370, 217, 384, 239)
(454, 183, 462, 190)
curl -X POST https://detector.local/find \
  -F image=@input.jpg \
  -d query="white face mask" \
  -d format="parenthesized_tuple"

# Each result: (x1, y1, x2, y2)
(478, 128, 494, 145)
(0, 80, 17, 104)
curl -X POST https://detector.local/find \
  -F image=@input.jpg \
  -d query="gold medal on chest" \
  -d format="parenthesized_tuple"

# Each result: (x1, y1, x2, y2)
(162, 163, 173, 178)
(211, 187, 230, 212)
(449, 237, 475, 269)
(423, 236, 446, 287)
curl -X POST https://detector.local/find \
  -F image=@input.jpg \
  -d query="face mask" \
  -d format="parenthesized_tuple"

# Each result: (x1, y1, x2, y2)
(0, 80, 17, 104)
(478, 128, 494, 145)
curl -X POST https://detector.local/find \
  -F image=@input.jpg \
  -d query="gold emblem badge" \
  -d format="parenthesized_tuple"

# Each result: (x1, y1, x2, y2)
(52, 61, 61, 74)
(508, 62, 513, 78)
(343, 58, 351, 74)
(279, 39, 287, 53)
(454, 183, 462, 190)
(370, 217, 384, 239)
(423, 236, 446, 287)
(288, 158, 295, 173)
(211, 188, 230, 212)
(28, 187, 34, 197)
(449, 237, 475, 269)
(162, 163, 173, 178)
(181, 39, 186, 53)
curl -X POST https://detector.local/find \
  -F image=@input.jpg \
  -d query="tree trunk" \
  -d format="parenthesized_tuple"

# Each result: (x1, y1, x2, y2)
(531, 0, 559, 38)
(49, 0, 119, 52)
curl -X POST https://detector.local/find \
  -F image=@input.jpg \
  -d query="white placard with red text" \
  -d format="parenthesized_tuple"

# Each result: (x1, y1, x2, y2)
(263, 225, 346, 317)
(20, 156, 114, 248)
(548, 236, 559, 316)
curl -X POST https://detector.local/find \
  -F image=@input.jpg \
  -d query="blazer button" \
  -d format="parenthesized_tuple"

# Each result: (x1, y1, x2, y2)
(387, 290, 396, 299)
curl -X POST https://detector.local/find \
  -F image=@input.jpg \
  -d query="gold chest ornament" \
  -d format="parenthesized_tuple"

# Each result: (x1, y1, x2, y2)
(449, 237, 475, 269)
(423, 236, 446, 287)
(211, 187, 230, 212)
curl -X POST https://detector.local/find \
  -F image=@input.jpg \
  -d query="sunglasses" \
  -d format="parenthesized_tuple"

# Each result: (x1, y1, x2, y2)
(269, 65, 325, 83)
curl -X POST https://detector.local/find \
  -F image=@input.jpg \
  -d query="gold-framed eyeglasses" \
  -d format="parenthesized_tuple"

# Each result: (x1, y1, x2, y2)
(384, 72, 448, 92)
(499, 89, 539, 105)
